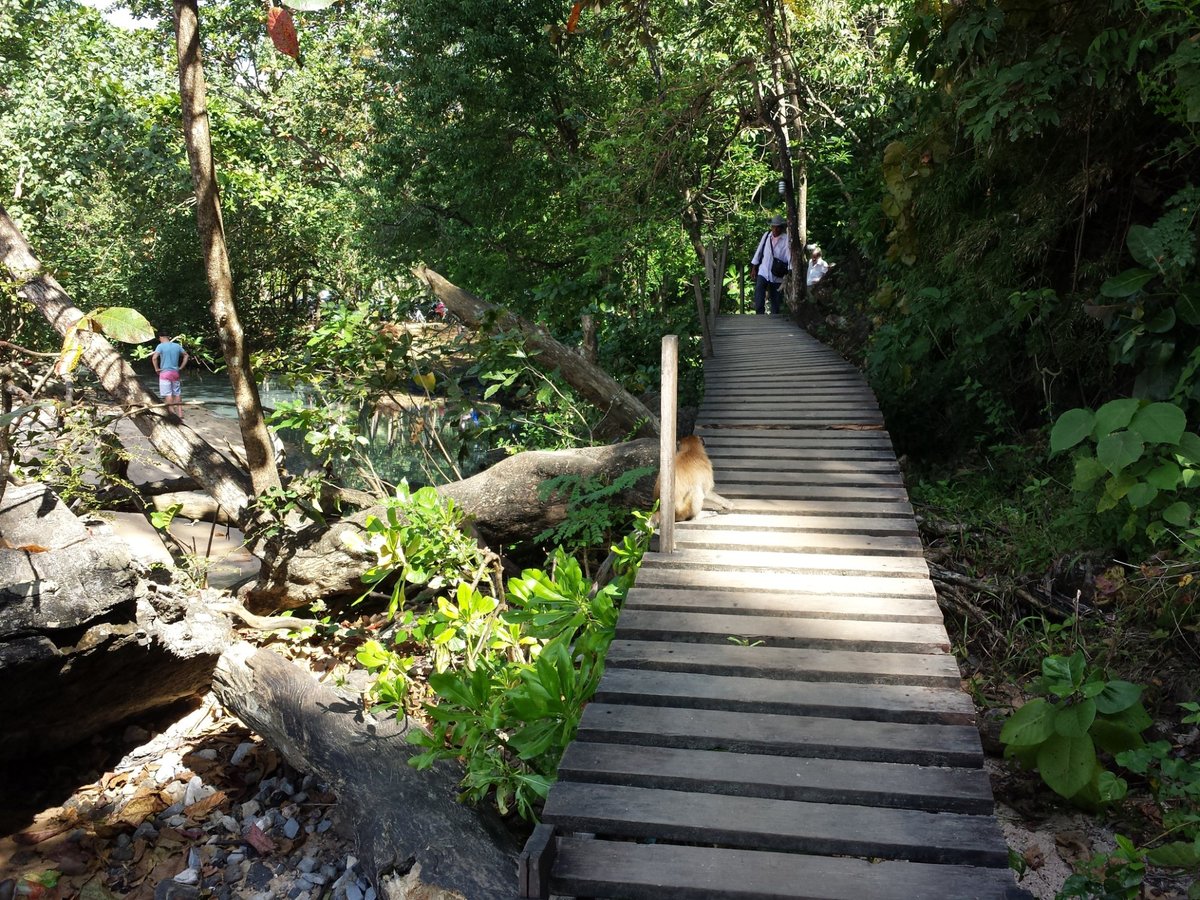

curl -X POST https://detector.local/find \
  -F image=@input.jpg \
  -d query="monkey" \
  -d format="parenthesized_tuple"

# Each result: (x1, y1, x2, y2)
(654, 434, 733, 522)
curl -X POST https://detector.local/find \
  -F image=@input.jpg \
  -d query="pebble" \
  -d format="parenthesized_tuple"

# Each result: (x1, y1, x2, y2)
(187, 848, 202, 870)
(220, 814, 240, 834)
(229, 741, 256, 766)
(166, 814, 187, 828)
(227, 851, 245, 866)
(291, 791, 308, 803)
(241, 800, 262, 820)
(298, 857, 317, 873)
(160, 801, 184, 818)
(173, 868, 199, 885)
(133, 821, 159, 841)
(317, 818, 333, 833)
(345, 884, 364, 900)
(283, 817, 301, 839)
(364, 888, 376, 900)
(192, 748, 218, 760)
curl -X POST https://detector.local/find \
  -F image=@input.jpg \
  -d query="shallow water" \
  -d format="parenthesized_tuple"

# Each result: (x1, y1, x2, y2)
(136, 371, 304, 419)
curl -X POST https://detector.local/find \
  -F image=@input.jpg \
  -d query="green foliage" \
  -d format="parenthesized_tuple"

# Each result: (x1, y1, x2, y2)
(1059, 701, 1200, 899)
(358, 503, 653, 819)
(1000, 652, 1149, 805)
(1051, 397, 1200, 553)
(355, 481, 492, 619)
(534, 466, 655, 555)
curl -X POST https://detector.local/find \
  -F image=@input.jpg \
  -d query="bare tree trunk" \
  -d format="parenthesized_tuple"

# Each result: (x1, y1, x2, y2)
(414, 266, 659, 439)
(0, 207, 255, 521)
(172, 0, 280, 496)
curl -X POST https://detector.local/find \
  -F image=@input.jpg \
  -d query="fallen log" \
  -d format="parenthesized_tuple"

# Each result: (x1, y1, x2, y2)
(242, 438, 659, 611)
(415, 266, 659, 439)
(211, 642, 520, 899)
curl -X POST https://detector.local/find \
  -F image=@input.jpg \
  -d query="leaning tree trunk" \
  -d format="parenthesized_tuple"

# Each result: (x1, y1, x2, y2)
(172, 0, 280, 496)
(0, 206, 255, 521)
(415, 267, 660, 440)
(212, 644, 519, 899)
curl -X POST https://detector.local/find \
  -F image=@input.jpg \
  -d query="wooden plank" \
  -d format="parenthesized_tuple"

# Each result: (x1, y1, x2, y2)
(558, 742, 992, 811)
(712, 468, 904, 487)
(719, 498, 914, 516)
(640, 548, 930, 578)
(541, 783, 1008, 867)
(604, 640, 963, 686)
(677, 513, 918, 534)
(614, 608, 950, 653)
(549, 838, 1028, 900)
(634, 567, 937, 598)
(670, 528, 923, 555)
(623, 586, 944, 622)
(517, 823, 556, 898)
(716, 483, 909, 501)
(576, 703, 981, 766)
(594, 667, 975, 724)
(707, 456, 900, 472)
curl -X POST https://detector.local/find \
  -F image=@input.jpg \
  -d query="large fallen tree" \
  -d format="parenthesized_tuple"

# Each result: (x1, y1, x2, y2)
(211, 643, 520, 899)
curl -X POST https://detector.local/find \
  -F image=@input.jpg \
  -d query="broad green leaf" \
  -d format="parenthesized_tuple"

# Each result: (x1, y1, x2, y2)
(1037, 731, 1097, 798)
(1096, 770, 1128, 803)
(1147, 462, 1182, 490)
(1000, 698, 1056, 747)
(1148, 307, 1177, 333)
(1091, 719, 1145, 755)
(90, 307, 154, 343)
(1178, 432, 1200, 464)
(1092, 398, 1140, 438)
(1103, 701, 1153, 734)
(1054, 699, 1097, 737)
(1094, 680, 1142, 714)
(1162, 501, 1192, 526)
(1126, 482, 1157, 508)
(1072, 456, 1107, 491)
(1129, 402, 1186, 445)
(0, 402, 49, 427)
(1099, 269, 1155, 298)
(1097, 431, 1145, 473)
(1127, 224, 1164, 270)
(1144, 841, 1200, 868)
(1050, 408, 1096, 454)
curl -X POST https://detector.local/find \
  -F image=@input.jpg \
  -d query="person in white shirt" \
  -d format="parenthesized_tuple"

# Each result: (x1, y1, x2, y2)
(749, 214, 791, 315)
(807, 247, 830, 287)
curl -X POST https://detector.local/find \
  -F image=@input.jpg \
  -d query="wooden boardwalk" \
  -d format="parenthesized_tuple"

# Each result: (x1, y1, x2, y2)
(518, 317, 1029, 899)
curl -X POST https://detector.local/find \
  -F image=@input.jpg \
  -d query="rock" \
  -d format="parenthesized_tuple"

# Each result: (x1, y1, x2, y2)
(229, 741, 255, 766)
(173, 868, 199, 885)
(283, 817, 301, 840)
(0, 483, 234, 762)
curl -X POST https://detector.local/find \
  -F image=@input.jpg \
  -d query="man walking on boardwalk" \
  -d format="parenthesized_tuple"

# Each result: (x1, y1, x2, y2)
(151, 332, 189, 420)
(749, 214, 791, 315)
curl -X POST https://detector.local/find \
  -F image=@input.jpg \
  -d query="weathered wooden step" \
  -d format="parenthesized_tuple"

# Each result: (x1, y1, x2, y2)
(641, 547, 929, 578)
(542, 783, 1007, 867)
(548, 838, 1026, 900)
(712, 469, 904, 487)
(605, 640, 962, 687)
(593, 667, 975, 724)
(634, 567, 937, 598)
(717, 483, 908, 501)
(678, 512, 918, 534)
(670, 527, 923, 556)
(559, 741, 990, 811)
(614, 608, 950, 652)
(721, 497, 913, 516)
(576, 704, 981, 766)
(623, 586, 944, 622)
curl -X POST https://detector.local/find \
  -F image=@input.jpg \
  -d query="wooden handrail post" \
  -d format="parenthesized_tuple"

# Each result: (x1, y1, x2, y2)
(660, 335, 678, 553)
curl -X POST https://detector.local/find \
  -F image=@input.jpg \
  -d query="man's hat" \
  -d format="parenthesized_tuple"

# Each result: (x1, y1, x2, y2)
(769, 215, 786, 227)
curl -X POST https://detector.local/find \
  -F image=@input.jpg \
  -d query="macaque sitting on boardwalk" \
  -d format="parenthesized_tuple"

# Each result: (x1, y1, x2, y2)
(654, 435, 733, 522)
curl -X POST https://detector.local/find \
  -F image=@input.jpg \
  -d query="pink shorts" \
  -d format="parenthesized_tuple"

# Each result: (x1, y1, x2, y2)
(159, 372, 182, 397)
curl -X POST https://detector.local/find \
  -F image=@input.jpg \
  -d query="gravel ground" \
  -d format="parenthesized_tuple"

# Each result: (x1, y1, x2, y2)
(1, 693, 374, 899)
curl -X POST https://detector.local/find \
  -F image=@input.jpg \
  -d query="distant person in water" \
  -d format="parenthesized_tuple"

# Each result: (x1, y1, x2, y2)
(151, 332, 189, 419)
